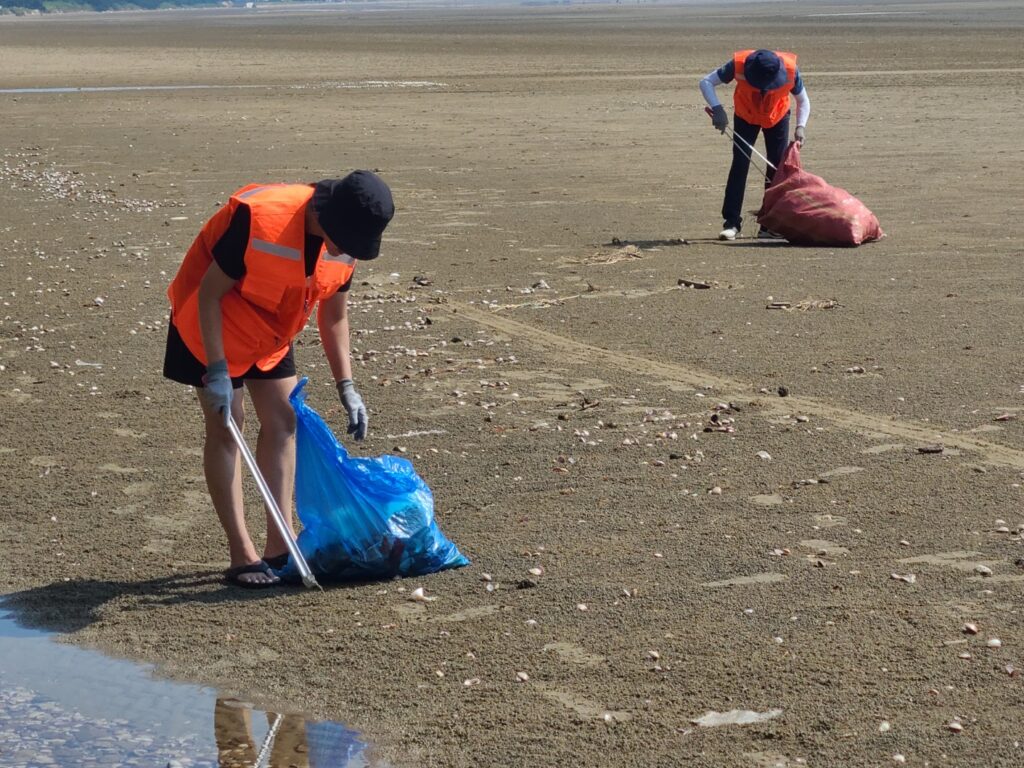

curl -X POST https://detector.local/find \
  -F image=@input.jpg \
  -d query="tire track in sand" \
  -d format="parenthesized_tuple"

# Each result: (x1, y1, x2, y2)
(450, 302, 1024, 470)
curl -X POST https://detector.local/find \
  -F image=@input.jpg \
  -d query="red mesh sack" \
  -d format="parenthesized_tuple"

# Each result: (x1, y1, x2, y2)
(756, 143, 884, 246)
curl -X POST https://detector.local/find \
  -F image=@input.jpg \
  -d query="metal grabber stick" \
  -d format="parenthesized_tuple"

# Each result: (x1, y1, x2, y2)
(227, 414, 321, 590)
(704, 106, 776, 180)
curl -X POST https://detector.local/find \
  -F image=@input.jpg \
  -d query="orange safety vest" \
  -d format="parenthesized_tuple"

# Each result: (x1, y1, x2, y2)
(167, 183, 356, 377)
(733, 50, 798, 129)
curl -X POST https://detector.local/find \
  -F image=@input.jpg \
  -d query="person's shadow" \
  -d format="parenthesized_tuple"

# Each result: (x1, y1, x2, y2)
(1, 570, 284, 635)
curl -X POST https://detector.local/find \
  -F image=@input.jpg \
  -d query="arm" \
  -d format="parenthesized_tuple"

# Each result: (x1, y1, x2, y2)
(197, 261, 239, 366)
(794, 88, 810, 128)
(319, 288, 368, 440)
(317, 288, 353, 383)
(699, 69, 725, 108)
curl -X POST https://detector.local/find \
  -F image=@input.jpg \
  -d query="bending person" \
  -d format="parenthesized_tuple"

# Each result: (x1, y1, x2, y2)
(163, 171, 394, 587)
(700, 48, 810, 240)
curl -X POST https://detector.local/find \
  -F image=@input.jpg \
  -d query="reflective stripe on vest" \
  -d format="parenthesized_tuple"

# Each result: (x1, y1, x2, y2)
(732, 50, 798, 129)
(167, 183, 356, 377)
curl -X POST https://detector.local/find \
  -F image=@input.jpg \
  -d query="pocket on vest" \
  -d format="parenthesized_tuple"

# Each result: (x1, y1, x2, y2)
(239, 274, 286, 313)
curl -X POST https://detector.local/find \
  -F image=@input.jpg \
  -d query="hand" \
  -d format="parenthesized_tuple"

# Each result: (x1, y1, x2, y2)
(794, 125, 806, 146)
(710, 105, 729, 133)
(336, 379, 368, 441)
(201, 359, 234, 425)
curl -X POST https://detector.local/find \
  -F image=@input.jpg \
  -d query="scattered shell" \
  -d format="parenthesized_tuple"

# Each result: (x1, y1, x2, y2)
(525, 619, 538, 627)
(974, 564, 993, 576)
(1005, 664, 1016, 677)
(958, 652, 972, 660)
(480, 573, 493, 582)
(963, 622, 979, 635)
(409, 587, 437, 603)
(463, 678, 481, 687)
(648, 650, 661, 661)
(946, 721, 963, 733)
(528, 567, 544, 576)
(515, 671, 530, 683)
(987, 638, 1002, 649)
(709, 486, 722, 495)
(576, 603, 588, 612)
(756, 450, 772, 461)
(892, 755, 906, 764)
(879, 721, 891, 733)
(890, 572, 916, 584)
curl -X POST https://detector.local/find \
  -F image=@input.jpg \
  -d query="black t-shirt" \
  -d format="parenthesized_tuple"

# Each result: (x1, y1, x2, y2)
(212, 204, 352, 292)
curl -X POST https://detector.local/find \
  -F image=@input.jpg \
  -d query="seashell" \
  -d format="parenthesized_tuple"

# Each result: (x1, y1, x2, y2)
(528, 567, 543, 576)
(480, 573, 493, 582)
(409, 587, 436, 603)
(958, 652, 972, 660)
(1006, 664, 1016, 677)
(516, 671, 530, 683)
(946, 721, 963, 733)
(648, 650, 660, 660)
(890, 572, 916, 584)
(525, 619, 538, 627)
(576, 603, 588, 611)
(987, 638, 1002, 648)
(879, 721, 891, 733)
(892, 755, 906, 764)
(756, 450, 772, 460)
(709, 486, 722, 495)
(974, 564, 993, 576)
(963, 623, 979, 635)
(463, 678, 480, 687)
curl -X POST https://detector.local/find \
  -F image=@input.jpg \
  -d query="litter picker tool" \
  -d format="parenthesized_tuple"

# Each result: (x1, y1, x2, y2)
(705, 106, 776, 179)
(227, 414, 321, 590)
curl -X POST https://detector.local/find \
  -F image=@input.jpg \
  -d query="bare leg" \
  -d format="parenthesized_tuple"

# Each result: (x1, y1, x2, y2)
(245, 376, 299, 560)
(199, 385, 278, 586)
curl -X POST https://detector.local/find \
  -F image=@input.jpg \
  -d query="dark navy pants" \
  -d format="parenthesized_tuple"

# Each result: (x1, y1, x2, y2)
(721, 111, 790, 231)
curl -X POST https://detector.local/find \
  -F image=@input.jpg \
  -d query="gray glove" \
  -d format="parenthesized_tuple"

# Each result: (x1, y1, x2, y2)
(201, 359, 233, 425)
(794, 125, 806, 145)
(336, 378, 368, 440)
(710, 104, 729, 133)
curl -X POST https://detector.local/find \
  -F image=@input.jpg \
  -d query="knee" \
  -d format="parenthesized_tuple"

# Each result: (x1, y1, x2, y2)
(259, 406, 296, 443)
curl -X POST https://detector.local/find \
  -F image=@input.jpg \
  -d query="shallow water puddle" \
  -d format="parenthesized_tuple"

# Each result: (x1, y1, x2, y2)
(0, 607, 375, 767)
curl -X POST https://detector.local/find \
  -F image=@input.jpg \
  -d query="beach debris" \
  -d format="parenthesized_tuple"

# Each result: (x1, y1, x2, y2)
(890, 573, 916, 584)
(962, 623, 979, 635)
(974, 564, 993, 577)
(516, 671, 530, 683)
(946, 721, 963, 734)
(463, 678, 481, 687)
(986, 638, 1002, 648)
(678, 278, 711, 289)
(528, 567, 544, 577)
(756, 450, 772, 461)
(409, 587, 436, 603)
(879, 721, 891, 733)
(691, 708, 783, 728)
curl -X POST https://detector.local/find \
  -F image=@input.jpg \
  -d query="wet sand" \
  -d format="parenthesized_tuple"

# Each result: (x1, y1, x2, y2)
(2, 1, 1024, 766)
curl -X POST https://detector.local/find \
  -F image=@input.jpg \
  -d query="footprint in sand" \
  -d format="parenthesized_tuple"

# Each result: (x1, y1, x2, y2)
(750, 494, 784, 507)
(122, 481, 155, 497)
(542, 642, 605, 667)
(98, 463, 138, 475)
(703, 573, 788, 588)
(535, 684, 631, 723)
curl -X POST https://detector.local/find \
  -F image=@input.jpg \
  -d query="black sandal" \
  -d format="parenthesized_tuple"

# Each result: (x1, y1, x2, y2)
(263, 552, 289, 571)
(224, 560, 281, 589)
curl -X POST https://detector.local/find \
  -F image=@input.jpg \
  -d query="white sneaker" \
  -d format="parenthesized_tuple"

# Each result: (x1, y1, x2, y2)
(718, 226, 739, 241)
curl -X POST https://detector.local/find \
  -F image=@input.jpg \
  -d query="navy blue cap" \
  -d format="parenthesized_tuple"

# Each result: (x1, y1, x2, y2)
(744, 50, 788, 92)
(312, 170, 394, 261)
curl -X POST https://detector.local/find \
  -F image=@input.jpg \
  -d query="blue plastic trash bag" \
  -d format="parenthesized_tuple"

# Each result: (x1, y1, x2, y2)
(277, 379, 469, 583)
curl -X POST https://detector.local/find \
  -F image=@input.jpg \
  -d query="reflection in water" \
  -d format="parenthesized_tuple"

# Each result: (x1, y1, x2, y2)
(214, 698, 368, 768)
(0, 607, 376, 767)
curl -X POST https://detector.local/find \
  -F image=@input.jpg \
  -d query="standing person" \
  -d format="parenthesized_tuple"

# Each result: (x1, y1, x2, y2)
(163, 171, 395, 588)
(700, 48, 810, 240)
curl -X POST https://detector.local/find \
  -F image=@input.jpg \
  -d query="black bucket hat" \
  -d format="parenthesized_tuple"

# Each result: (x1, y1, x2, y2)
(312, 170, 395, 261)
(744, 49, 788, 92)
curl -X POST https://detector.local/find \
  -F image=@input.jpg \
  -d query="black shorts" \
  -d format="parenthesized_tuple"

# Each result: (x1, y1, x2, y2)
(163, 321, 296, 389)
